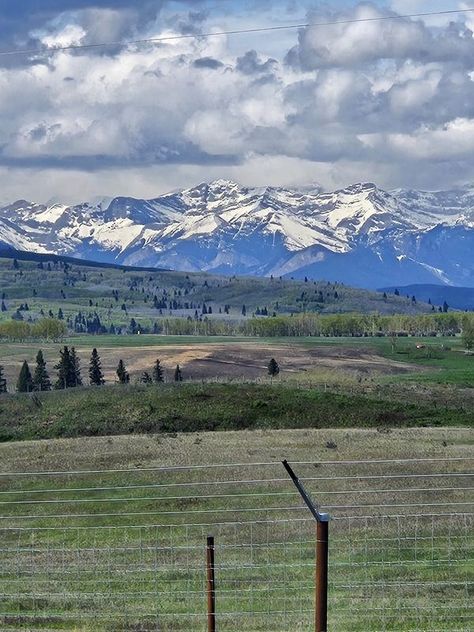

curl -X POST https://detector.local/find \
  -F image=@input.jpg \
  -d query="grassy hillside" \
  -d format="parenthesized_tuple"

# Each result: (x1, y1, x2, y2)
(0, 253, 431, 335)
(0, 381, 471, 442)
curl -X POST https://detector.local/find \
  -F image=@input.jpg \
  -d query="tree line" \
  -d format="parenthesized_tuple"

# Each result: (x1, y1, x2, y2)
(0, 348, 186, 394)
(0, 312, 473, 343)
(0, 351, 283, 394)
(0, 318, 67, 342)
(155, 312, 473, 338)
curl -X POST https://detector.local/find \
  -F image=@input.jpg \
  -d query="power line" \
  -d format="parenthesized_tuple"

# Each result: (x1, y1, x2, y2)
(0, 8, 473, 58)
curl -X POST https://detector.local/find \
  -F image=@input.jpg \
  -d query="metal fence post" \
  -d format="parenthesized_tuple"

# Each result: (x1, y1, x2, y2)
(316, 515, 329, 632)
(282, 460, 330, 632)
(206, 535, 216, 632)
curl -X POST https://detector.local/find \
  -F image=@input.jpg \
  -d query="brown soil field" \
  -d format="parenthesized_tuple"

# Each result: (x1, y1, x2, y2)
(32, 343, 422, 383)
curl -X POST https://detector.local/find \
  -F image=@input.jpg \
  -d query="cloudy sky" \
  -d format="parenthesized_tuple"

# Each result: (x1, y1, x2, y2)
(1, 0, 474, 203)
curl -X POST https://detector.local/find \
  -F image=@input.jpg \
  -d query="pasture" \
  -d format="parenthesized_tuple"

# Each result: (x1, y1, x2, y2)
(0, 427, 471, 631)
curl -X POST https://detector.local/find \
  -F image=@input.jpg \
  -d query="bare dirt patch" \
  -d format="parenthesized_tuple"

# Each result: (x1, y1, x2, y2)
(77, 343, 422, 382)
(0, 341, 424, 384)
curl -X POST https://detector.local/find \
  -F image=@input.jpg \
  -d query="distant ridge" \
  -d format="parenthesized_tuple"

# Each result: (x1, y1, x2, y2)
(381, 284, 474, 311)
(0, 247, 169, 274)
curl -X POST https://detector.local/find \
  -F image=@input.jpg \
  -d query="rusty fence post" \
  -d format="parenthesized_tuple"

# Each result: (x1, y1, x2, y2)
(282, 460, 330, 632)
(316, 515, 329, 632)
(206, 535, 216, 632)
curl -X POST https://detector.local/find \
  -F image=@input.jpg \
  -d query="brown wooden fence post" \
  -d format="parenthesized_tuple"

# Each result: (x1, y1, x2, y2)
(206, 535, 216, 632)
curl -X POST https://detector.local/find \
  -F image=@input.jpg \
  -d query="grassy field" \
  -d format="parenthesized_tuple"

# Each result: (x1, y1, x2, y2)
(0, 428, 471, 631)
(0, 334, 471, 441)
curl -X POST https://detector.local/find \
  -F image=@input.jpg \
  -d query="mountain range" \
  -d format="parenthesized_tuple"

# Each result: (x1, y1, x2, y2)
(0, 180, 473, 289)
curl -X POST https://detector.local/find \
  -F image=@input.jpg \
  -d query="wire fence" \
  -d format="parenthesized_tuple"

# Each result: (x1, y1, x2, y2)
(0, 457, 472, 631)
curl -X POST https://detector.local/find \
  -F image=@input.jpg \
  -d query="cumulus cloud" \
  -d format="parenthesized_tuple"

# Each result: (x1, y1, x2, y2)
(236, 50, 278, 75)
(287, 3, 474, 70)
(2, 1, 474, 201)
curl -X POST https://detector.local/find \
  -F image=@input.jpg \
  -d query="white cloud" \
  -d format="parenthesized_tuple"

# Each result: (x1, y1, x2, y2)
(2, 1, 474, 201)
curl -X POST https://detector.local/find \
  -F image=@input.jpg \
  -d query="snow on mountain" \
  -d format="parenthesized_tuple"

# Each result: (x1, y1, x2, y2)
(0, 180, 473, 288)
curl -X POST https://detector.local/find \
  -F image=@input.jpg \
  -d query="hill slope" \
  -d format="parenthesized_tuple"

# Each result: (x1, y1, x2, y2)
(0, 252, 431, 334)
(0, 181, 473, 288)
(381, 284, 474, 311)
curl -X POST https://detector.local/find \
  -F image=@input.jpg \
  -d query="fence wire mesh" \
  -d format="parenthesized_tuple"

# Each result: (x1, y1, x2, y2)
(0, 457, 472, 631)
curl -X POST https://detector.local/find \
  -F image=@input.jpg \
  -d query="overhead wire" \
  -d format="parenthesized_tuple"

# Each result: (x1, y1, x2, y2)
(0, 8, 473, 57)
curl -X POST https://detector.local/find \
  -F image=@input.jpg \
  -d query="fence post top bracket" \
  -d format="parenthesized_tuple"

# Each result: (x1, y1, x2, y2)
(282, 460, 331, 523)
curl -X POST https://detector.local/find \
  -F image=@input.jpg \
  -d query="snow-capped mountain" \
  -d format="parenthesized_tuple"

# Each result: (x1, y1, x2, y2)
(0, 180, 473, 288)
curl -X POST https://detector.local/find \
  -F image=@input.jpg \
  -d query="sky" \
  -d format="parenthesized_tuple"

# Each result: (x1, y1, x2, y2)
(0, 0, 474, 203)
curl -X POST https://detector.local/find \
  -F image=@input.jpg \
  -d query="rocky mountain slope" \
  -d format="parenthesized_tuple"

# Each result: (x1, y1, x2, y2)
(0, 180, 473, 288)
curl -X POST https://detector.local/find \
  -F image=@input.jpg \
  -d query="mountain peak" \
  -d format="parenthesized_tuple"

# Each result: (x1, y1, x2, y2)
(0, 181, 472, 288)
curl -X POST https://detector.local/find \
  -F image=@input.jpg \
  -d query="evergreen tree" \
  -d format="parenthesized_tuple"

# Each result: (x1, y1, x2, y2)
(174, 364, 183, 382)
(152, 359, 164, 383)
(268, 358, 280, 379)
(55, 346, 72, 389)
(70, 348, 82, 387)
(89, 348, 105, 386)
(1, 301, 6, 312)
(55, 346, 70, 389)
(55, 346, 81, 389)
(17, 360, 33, 393)
(33, 350, 51, 391)
(0, 365, 7, 393)
(116, 359, 130, 384)
(140, 371, 153, 384)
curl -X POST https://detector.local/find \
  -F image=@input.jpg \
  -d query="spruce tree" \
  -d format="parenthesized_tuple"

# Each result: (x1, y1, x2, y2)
(17, 360, 33, 393)
(152, 359, 164, 383)
(89, 348, 105, 386)
(116, 359, 130, 384)
(140, 371, 153, 384)
(55, 345, 71, 389)
(33, 350, 51, 391)
(0, 365, 7, 393)
(268, 358, 280, 379)
(174, 364, 183, 382)
(55, 346, 82, 389)
(70, 347, 82, 387)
